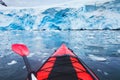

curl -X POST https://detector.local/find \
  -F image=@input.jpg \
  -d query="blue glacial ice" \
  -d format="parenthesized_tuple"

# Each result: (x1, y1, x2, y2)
(0, 0, 120, 30)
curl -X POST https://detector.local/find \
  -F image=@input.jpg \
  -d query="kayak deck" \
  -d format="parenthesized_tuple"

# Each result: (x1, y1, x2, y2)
(36, 44, 98, 80)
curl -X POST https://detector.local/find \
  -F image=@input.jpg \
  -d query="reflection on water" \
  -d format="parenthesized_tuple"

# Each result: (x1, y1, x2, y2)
(0, 30, 120, 80)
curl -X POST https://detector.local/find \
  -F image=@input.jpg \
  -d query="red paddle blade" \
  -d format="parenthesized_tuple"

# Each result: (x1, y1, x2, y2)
(12, 44, 29, 56)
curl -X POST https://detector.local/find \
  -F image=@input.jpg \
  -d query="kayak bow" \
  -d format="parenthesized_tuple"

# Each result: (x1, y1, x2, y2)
(12, 43, 99, 80)
(36, 44, 99, 80)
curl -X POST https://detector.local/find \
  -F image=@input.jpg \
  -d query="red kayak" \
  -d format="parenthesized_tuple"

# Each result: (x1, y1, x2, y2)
(36, 44, 99, 80)
(12, 43, 99, 80)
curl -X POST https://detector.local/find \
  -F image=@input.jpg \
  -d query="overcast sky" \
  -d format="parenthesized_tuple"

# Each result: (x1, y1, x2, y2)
(1, 0, 112, 7)
(3, 0, 73, 7)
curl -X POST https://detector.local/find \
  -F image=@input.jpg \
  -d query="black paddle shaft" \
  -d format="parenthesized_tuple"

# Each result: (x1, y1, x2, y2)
(23, 56, 32, 73)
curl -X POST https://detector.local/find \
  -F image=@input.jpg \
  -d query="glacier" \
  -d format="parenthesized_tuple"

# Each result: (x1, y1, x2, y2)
(0, 0, 120, 30)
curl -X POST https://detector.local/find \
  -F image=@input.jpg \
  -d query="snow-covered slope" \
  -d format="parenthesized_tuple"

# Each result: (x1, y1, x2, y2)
(0, 0, 120, 30)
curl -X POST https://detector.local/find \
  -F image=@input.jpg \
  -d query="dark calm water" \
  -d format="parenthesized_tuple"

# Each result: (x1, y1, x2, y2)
(0, 30, 120, 80)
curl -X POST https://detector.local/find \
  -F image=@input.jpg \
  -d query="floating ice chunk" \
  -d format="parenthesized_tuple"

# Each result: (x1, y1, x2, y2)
(74, 46, 79, 50)
(117, 36, 120, 38)
(118, 50, 120, 53)
(43, 53, 49, 57)
(92, 50, 99, 53)
(7, 60, 17, 65)
(89, 54, 107, 62)
(33, 37, 42, 40)
(23, 66, 26, 69)
(104, 72, 109, 75)
(97, 69, 109, 75)
(97, 69, 102, 72)
(41, 59, 46, 63)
